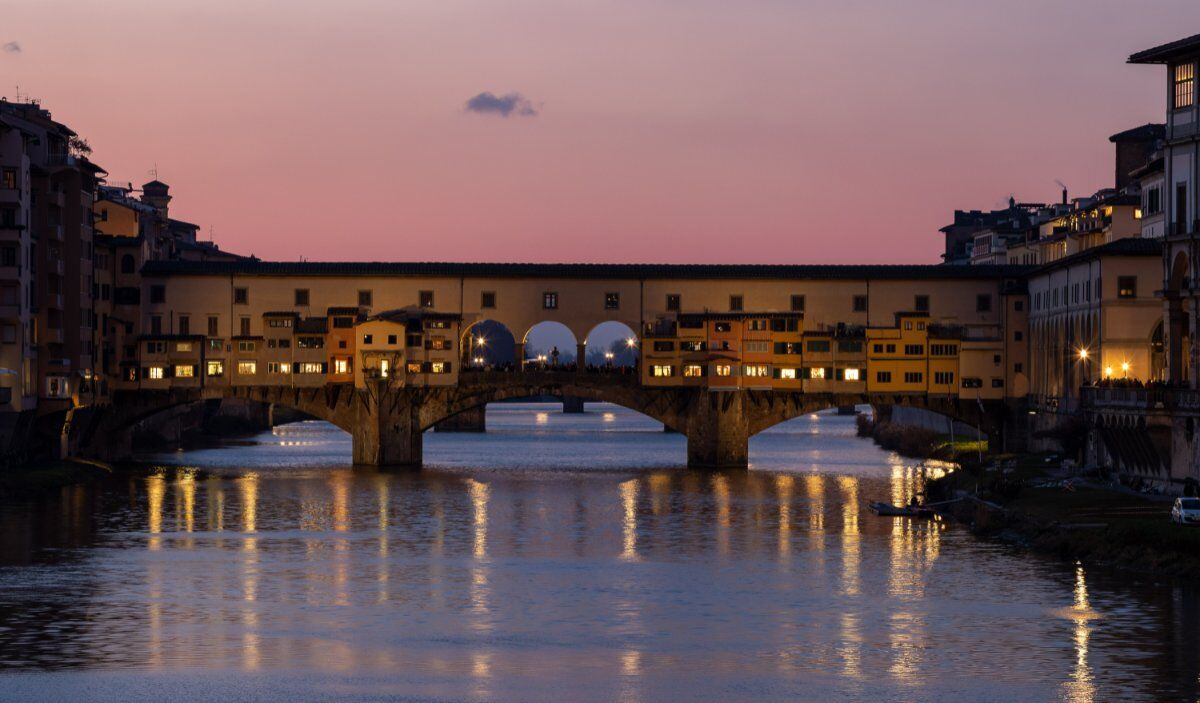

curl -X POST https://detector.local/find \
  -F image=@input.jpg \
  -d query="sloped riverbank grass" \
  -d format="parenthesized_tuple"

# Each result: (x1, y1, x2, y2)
(927, 458, 1200, 578)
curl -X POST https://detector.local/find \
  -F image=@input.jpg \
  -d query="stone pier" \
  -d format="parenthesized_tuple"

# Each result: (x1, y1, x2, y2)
(352, 384, 422, 467)
(433, 404, 487, 432)
(685, 391, 750, 469)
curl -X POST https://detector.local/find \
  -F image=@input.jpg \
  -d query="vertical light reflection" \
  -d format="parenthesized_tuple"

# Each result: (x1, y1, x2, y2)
(839, 611, 863, 680)
(775, 475, 794, 560)
(206, 477, 225, 533)
(145, 474, 165, 669)
(619, 648, 643, 703)
(805, 474, 825, 569)
(376, 476, 390, 603)
(648, 473, 671, 516)
(839, 475, 860, 596)
(331, 471, 351, 607)
(146, 474, 165, 551)
(467, 479, 492, 634)
(712, 474, 730, 557)
(888, 610, 922, 685)
(620, 479, 639, 560)
(178, 470, 196, 537)
(238, 473, 260, 671)
(1062, 563, 1097, 703)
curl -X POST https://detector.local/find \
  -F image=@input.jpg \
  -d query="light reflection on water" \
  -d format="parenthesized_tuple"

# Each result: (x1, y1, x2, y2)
(0, 404, 1197, 702)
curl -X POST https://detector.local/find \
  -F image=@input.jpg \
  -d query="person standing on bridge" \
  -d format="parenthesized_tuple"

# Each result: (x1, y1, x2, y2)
(551, 346, 560, 368)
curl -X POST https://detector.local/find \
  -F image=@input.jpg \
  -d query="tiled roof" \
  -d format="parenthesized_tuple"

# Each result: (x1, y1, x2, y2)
(142, 260, 1032, 280)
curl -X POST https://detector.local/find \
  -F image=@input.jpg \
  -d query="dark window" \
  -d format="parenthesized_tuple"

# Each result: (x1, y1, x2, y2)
(976, 294, 992, 312)
(481, 291, 496, 309)
(876, 371, 892, 383)
(239, 317, 251, 336)
(178, 316, 190, 336)
(1014, 362, 1023, 373)
(838, 340, 863, 353)
(121, 254, 135, 274)
(208, 316, 219, 336)
(1014, 331, 1023, 341)
(791, 294, 805, 312)
(362, 334, 374, 344)
(149, 285, 165, 304)
(653, 341, 674, 352)
(914, 295, 929, 313)
(904, 344, 923, 355)
(1117, 276, 1137, 299)
(903, 372, 923, 383)
(358, 290, 373, 307)
(233, 287, 248, 305)
(419, 290, 434, 308)
(666, 294, 681, 312)
(543, 292, 558, 309)
(991, 378, 1005, 388)
(806, 340, 831, 353)
(852, 295, 867, 312)
(714, 322, 732, 333)
(333, 316, 353, 328)
(387, 334, 398, 345)
(295, 289, 310, 306)
(150, 315, 162, 335)
(729, 295, 743, 312)
(1013, 300, 1024, 312)
(605, 292, 620, 310)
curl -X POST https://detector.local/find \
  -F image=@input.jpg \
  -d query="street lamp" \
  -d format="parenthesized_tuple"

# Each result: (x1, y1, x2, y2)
(1121, 361, 1130, 378)
(1077, 348, 1089, 360)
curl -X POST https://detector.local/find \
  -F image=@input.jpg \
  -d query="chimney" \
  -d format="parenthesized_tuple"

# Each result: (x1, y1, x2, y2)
(1061, 188, 1068, 206)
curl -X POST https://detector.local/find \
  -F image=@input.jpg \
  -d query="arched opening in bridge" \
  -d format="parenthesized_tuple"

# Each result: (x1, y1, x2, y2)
(583, 321, 639, 369)
(460, 320, 518, 369)
(523, 321, 578, 369)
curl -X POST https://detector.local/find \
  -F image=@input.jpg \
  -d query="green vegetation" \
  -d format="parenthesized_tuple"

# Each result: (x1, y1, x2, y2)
(856, 415, 988, 461)
(927, 456, 1200, 578)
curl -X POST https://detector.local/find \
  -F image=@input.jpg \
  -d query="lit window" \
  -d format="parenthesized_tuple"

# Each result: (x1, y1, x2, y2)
(715, 365, 732, 377)
(778, 368, 797, 380)
(652, 365, 674, 377)
(406, 362, 422, 374)
(175, 365, 194, 378)
(380, 359, 391, 378)
(148, 366, 165, 380)
(1176, 62, 1195, 109)
(267, 362, 290, 374)
(206, 361, 224, 377)
(334, 358, 350, 374)
(843, 368, 860, 381)
(683, 364, 704, 377)
(299, 362, 324, 374)
(743, 365, 768, 377)
(431, 362, 447, 374)
(176, 341, 193, 352)
(808, 367, 826, 379)
(237, 361, 257, 375)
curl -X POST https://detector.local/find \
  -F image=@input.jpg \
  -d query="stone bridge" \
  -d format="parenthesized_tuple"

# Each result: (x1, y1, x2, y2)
(81, 371, 1015, 468)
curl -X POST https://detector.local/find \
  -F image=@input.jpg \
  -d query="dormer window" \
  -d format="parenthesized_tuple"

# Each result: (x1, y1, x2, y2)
(1175, 62, 1195, 109)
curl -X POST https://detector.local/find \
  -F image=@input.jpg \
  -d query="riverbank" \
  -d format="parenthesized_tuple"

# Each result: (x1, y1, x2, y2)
(927, 456, 1200, 578)
(0, 459, 112, 495)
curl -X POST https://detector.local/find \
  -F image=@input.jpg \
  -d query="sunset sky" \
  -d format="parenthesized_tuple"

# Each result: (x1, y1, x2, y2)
(3, 0, 1198, 264)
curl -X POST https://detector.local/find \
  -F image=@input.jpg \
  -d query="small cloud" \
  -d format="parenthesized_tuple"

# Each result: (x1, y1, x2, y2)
(464, 91, 537, 118)
(2, 42, 20, 54)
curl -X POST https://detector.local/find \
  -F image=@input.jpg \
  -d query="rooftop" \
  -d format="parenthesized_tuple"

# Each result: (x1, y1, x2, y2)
(142, 260, 1033, 281)
(1129, 33, 1200, 64)
(1032, 237, 1162, 273)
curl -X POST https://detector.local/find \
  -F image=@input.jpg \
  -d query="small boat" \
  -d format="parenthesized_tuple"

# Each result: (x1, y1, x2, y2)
(868, 501, 934, 518)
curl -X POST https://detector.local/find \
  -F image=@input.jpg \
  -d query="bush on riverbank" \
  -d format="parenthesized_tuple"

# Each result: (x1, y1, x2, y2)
(856, 415, 981, 460)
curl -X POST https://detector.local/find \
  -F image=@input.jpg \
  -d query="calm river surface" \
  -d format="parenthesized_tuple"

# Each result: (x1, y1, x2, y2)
(1, 404, 1199, 702)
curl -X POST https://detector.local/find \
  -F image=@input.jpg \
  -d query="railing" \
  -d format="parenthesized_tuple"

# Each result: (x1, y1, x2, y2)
(1081, 385, 1200, 411)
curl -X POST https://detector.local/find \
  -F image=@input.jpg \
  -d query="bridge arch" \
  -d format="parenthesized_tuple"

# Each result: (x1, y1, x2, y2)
(523, 321, 579, 367)
(583, 320, 639, 368)
(460, 319, 518, 368)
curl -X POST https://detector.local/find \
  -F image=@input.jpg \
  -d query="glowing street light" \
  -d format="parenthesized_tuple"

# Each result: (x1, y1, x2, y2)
(625, 337, 637, 348)
(1121, 361, 1130, 377)
(1077, 348, 1089, 361)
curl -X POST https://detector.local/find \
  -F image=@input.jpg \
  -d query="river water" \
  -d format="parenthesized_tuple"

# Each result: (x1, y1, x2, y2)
(0, 403, 1197, 702)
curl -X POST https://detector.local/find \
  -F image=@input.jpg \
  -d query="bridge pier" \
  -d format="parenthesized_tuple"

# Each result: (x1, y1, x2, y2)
(353, 384, 422, 467)
(685, 391, 750, 469)
(562, 396, 585, 413)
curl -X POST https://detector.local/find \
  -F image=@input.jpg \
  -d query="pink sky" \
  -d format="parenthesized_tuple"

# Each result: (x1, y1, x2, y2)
(3, 0, 1196, 264)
